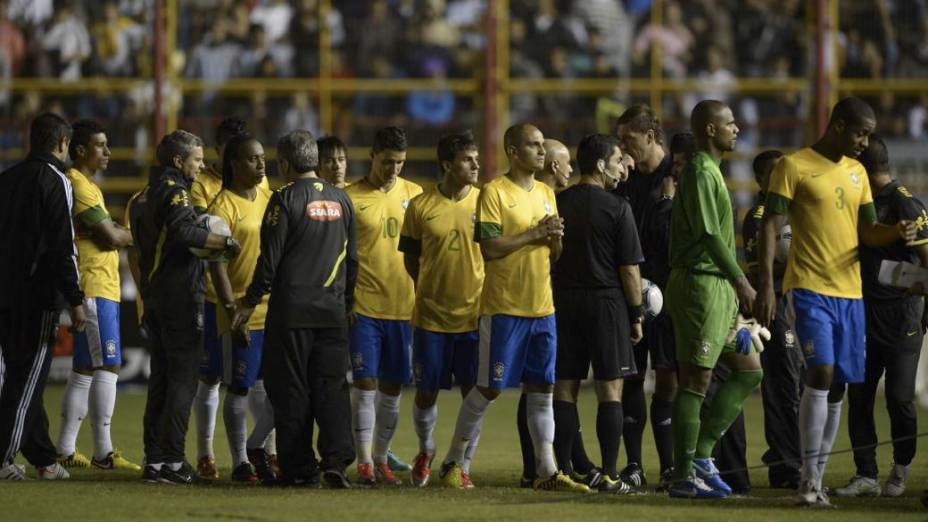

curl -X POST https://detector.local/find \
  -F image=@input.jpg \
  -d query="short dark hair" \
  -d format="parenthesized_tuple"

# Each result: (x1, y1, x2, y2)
(616, 104, 665, 145)
(317, 135, 347, 160)
(858, 133, 889, 174)
(830, 97, 876, 129)
(437, 130, 477, 166)
(690, 99, 727, 138)
(372, 126, 407, 153)
(503, 123, 536, 151)
(69, 119, 106, 161)
(576, 133, 620, 175)
(30, 112, 72, 154)
(221, 133, 257, 189)
(752, 150, 783, 182)
(669, 132, 696, 157)
(278, 129, 319, 172)
(215, 117, 248, 147)
(156, 130, 204, 168)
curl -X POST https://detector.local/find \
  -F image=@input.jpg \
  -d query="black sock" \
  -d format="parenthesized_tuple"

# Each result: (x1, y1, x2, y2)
(570, 402, 595, 474)
(622, 379, 646, 466)
(518, 393, 536, 479)
(597, 401, 623, 479)
(553, 400, 576, 475)
(650, 397, 674, 473)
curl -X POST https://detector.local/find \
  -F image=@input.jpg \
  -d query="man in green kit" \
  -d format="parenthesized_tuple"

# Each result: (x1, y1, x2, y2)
(665, 100, 763, 499)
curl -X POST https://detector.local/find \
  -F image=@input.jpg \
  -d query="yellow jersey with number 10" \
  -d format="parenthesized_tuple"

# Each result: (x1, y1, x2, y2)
(400, 186, 484, 333)
(766, 147, 874, 298)
(346, 177, 423, 320)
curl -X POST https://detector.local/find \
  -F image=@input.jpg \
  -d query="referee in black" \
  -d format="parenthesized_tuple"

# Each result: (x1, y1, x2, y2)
(552, 134, 643, 493)
(835, 135, 928, 498)
(0, 113, 87, 480)
(234, 129, 357, 488)
(136, 130, 240, 483)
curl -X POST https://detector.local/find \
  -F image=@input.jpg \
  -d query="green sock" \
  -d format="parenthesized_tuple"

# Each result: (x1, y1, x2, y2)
(695, 369, 764, 459)
(672, 388, 705, 481)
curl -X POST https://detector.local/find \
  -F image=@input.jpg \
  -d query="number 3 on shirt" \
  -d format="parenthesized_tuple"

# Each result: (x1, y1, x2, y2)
(835, 186, 845, 210)
(382, 216, 399, 238)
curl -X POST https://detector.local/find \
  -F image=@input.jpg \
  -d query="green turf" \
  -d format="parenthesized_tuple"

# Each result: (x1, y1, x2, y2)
(1, 385, 926, 521)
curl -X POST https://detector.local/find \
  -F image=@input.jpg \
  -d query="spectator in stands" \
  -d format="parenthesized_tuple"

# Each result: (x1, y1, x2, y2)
(281, 92, 320, 137)
(92, 0, 144, 76)
(185, 17, 242, 82)
(0, 0, 26, 76)
(42, 1, 91, 81)
(251, 0, 293, 45)
(574, 0, 633, 77)
(908, 93, 928, 140)
(357, 0, 400, 76)
(406, 58, 455, 126)
(288, 0, 344, 77)
(631, 0, 691, 78)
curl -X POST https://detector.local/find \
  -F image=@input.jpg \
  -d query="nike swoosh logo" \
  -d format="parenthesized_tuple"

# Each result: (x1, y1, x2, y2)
(425, 214, 440, 221)
(507, 203, 517, 208)
(907, 330, 918, 336)
(810, 173, 825, 178)
(358, 205, 371, 211)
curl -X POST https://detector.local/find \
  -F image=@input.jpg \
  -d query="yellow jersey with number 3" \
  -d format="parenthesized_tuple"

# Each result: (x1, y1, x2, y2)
(66, 168, 120, 301)
(399, 185, 484, 333)
(766, 147, 875, 298)
(346, 177, 423, 319)
(208, 186, 271, 333)
(475, 175, 558, 317)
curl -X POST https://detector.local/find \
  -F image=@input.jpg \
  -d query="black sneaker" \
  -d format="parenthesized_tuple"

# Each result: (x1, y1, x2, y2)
(142, 465, 163, 483)
(571, 467, 604, 489)
(322, 469, 352, 489)
(160, 462, 199, 484)
(231, 462, 258, 483)
(247, 448, 276, 483)
(619, 463, 647, 489)
(655, 467, 674, 492)
(285, 474, 322, 488)
(599, 475, 634, 495)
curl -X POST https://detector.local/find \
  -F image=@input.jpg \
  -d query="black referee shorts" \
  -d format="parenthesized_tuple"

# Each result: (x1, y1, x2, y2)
(631, 310, 676, 379)
(554, 288, 637, 381)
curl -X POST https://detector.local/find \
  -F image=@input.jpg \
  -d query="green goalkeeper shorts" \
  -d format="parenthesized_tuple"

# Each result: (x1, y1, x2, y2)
(666, 268, 738, 369)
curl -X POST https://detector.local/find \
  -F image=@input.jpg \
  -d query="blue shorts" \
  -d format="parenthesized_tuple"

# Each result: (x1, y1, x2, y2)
(221, 330, 264, 389)
(73, 297, 121, 368)
(477, 314, 556, 389)
(413, 328, 478, 391)
(788, 288, 865, 384)
(350, 314, 412, 383)
(199, 302, 223, 379)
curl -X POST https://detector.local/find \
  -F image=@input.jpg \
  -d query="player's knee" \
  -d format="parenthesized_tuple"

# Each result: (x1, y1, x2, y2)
(653, 370, 678, 400)
(736, 368, 764, 388)
(476, 386, 500, 401)
(827, 382, 846, 403)
(414, 390, 438, 408)
(228, 385, 249, 396)
(353, 378, 377, 391)
(99, 365, 120, 375)
(805, 364, 833, 390)
(885, 385, 916, 409)
(73, 367, 94, 376)
(593, 379, 622, 402)
(200, 375, 221, 386)
(553, 380, 579, 402)
(378, 381, 402, 396)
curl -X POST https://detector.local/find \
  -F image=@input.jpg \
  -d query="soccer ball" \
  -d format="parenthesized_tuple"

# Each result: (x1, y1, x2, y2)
(641, 278, 663, 320)
(775, 224, 792, 264)
(189, 214, 231, 259)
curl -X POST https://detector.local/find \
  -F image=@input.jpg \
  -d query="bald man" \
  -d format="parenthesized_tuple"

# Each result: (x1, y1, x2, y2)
(536, 140, 572, 191)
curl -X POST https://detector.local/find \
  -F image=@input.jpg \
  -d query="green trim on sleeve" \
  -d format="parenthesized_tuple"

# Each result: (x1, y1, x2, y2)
(765, 192, 791, 216)
(398, 235, 422, 254)
(475, 222, 502, 241)
(77, 205, 109, 228)
(859, 202, 877, 224)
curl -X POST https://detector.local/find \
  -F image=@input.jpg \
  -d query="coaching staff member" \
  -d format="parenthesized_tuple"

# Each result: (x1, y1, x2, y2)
(136, 130, 240, 484)
(235, 130, 357, 488)
(0, 113, 87, 480)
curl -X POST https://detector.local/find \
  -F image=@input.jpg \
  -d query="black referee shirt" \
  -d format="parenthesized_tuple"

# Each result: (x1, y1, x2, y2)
(860, 179, 928, 302)
(552, 183, 644, 291)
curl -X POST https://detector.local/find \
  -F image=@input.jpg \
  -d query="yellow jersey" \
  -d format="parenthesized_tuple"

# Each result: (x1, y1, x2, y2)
(475, 175, 558, 317)
(399, 185, 484, 333)
(766, 147, 875, 298)
(208, 186, 272, 333)
(346, 177, 423, 319)
(66, 168, 120, 302)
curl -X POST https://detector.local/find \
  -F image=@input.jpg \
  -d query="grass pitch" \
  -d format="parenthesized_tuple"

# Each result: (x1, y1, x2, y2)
(2, 384, 927, 521)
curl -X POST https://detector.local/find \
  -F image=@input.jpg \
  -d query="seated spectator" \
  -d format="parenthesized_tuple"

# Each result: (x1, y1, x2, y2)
(42, 1, 91, 81)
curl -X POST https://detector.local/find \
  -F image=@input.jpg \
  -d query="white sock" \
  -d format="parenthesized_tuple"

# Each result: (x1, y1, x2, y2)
(195, 381, 220, 459)
(444, 389, 492, 465)
(224, 392, 249, 467)
(351, 388, 376, 464)
(264, 430, 277, 455)
(817, 399, 843, 489)
(799, 387, 829, 485)
(461, 420, 483, 473)
(246, 380, 275, 450)
(526, 392, 557, 478)
(413, 404, 438, 455)
(373, 391, 401, 464)
(57, 372, 92, 456)
(89, 370, 118, 460)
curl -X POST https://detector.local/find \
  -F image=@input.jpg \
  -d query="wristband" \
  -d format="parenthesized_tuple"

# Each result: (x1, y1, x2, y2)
(629, 304, 644, 324)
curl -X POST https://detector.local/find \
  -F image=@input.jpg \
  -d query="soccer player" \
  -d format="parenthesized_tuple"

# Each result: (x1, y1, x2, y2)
(235, 129, 357, 488)
(55, 120, 140, 472)
(742, 149, 805, 489)
(834, 135, 928, 498)
(552, 134, 643, 494)
(136, 130, 240, 484)
(205, 133, 276, 483)
(437, 123, 587, 493)
(535, 139, 572, 190)
(346, 126, 423, 486)
(613, 105, 678, 488)
(399, 131, 484, 488)
(754, 98, 916, 506)
(0, 113, 86, 481)
(318, 135, 349, 188)
(665, 100, 762, 498)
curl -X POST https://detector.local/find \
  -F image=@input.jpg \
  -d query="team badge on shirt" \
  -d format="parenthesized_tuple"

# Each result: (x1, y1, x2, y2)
(700, 341, 711, 354)
(850, 172, 860, 185)
(543, 202, 552, 214)
(106, 340, 117, 357)
(351, 352, 364, 370)
(784, 330, 795, 348)
(402, 198, 410, 209)
(493, 362, 505, 381)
